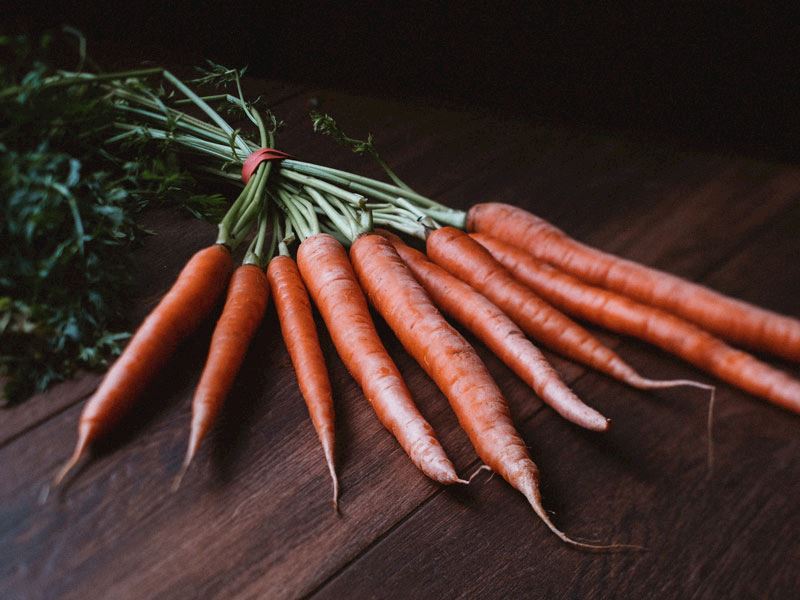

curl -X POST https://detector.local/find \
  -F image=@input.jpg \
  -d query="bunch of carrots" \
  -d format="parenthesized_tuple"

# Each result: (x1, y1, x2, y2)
(47, 68, 800, 549)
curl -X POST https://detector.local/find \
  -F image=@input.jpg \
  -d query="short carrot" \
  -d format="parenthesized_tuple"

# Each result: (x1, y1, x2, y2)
(473, 232, 800, 414)
(467, 202, 800, 362)
(296, 233, 462, 485)
(55, 244, 234, 485)
(351, 233, 616, 548)
(268, 254, 339, 508)
(376, 229, 609, 432)
(426, 227, 706, 393)
(176, 263, 270, 485)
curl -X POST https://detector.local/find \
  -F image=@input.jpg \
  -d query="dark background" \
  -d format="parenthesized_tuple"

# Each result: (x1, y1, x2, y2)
(8, 3, 800, 161)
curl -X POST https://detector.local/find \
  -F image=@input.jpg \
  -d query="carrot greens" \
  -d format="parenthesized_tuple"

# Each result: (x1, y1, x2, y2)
(0, 33, 226, 403)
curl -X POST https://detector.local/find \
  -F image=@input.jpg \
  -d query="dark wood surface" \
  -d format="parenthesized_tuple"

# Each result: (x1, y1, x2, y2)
(2, 78, 800, 600)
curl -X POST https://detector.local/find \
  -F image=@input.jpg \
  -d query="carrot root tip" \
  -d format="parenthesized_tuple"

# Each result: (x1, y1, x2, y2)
(171, 456, 192, 493)
(706, 385, 717, 474)
(37, 483, 51, 505)
(330, 470, 340, 515)
(323, 445, 339, 514)
(634, 376, 717, 474)
(520, 473, 642, 552)
(466, 464, 493, 484)
(53, 435, 90, 488)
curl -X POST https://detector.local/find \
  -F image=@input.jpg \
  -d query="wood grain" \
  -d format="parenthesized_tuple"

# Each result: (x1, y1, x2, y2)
(1, 80, 799, 600)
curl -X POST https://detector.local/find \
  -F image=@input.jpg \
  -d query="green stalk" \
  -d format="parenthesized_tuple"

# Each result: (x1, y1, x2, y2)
(232, 163, 271, 239)
(250, 105, 270, 148)
(113, 103, 234, 147)
(174, 94, 228, 105)
(0, 67, 164, 100)
(372, 212, 429, 240)
(276, 189, 313, 240)
(279, 169, 365, 206)
(244, 206, 271, 266)
(162, 70, 251, 156)
(217, 171, 259, 246)
(320, 222, 352, 246)
(111, 87, 238, 144)
(281, 160, 433, 208)
(279, 160, 466, 227)
(372, 153, 414, 192)
(305, 187, 354, 241)
(274, 212, 291, 257)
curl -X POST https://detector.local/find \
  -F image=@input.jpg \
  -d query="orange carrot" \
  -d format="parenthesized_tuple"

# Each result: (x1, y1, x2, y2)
(473, 232, 800, 414)
(176, 263, 270, 485)
(268, 254, 339, 508)
(468, 202, 800, 362)
(55, 244, 233, 485)
(351, 232, 618, 548)
(427, 227, 705, 393)
(376, 229, 609, 432)
(296, 233, 462, 485)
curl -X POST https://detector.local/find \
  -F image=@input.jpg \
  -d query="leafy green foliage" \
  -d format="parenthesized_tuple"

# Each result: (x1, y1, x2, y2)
(0, 144, 138, 401)
(191, 60, 248, 88)
(310, 111, 412, 190)
(0, 33, 227, 403)
(310, 111, 377, 156)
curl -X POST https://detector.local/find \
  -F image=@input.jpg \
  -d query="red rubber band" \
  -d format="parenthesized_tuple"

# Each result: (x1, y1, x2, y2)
(241, 148, 293, 183)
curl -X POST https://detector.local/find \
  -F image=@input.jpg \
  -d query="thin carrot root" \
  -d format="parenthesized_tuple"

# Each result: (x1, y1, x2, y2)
(466, 464, 493, 484)
(171, 456, 192, 493)
(517, 473, 644, 552)
(173, 426, 203, 492)
(53, 429, 91, 488)
(323, 443, 340, 513)
(37, 483, 51, 506)
(630, 377, 717, 471)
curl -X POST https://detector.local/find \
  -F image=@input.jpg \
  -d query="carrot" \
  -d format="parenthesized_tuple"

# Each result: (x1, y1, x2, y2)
(268, 254, 339, 509)
(55, 244, 234, 485)
(426, 227, 706, 393)
(468, 202, 800, 362)
(376, 229, 609, 432)
(296, 233, 462, 485)
(351, 232, 620, 548)
(473, 232, 800, 414)
(174, 263, 270, 486)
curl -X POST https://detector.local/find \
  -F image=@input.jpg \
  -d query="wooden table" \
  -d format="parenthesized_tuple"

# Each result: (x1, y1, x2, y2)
(2, 79, 799, 599)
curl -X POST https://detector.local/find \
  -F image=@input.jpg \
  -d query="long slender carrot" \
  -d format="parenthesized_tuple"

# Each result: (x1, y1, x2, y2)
(296, 233, 462, 485)
(55, 244, 234, 485)
(268, 254, 339, 508)
(175, 263, 270, 486)
(426, 227, 706, 393)
(375, 229, 609, 432)
(351, 232, 619, 548)
(467, 202, 800, 362)
(473, 232, 800, 414)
